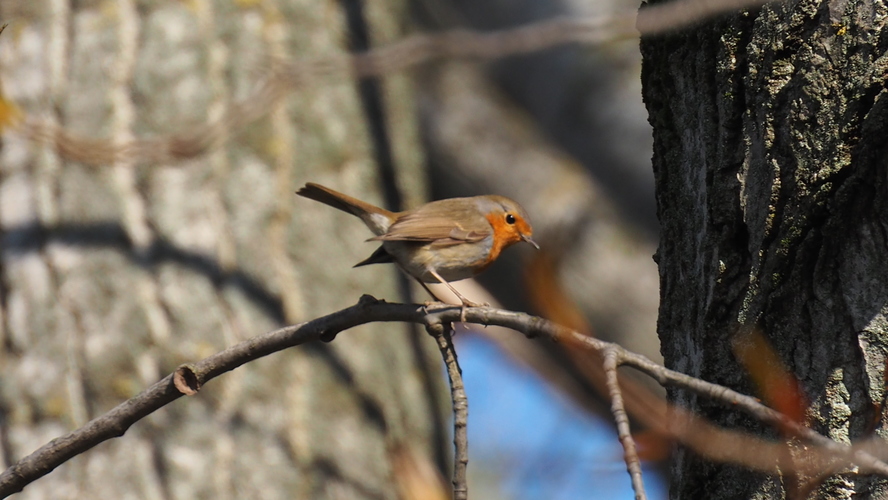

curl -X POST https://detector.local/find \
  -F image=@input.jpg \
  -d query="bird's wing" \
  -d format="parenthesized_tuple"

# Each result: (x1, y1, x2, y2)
(369, 213, 490, 247)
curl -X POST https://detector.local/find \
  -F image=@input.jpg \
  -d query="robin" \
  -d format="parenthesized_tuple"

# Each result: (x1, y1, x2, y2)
(296, 182, 538, 309)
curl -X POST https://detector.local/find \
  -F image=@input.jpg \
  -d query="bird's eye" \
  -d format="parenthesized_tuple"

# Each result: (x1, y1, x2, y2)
(505, 213, 516, 225)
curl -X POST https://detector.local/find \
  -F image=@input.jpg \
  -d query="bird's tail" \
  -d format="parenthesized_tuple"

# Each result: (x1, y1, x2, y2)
(296, 182, 396, 235)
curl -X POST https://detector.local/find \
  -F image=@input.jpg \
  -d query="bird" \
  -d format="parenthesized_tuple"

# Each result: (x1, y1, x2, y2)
(296, 182, 538, 310)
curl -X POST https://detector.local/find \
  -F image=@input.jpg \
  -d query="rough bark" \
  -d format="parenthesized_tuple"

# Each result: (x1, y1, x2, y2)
(641, 0, 888, 498)
(0, 0, 446, 498)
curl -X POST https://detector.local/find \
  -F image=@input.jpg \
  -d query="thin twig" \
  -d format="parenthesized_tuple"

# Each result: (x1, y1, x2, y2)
(461, 308, 888, 474)
(426, 320, 468, 500)
(604, 348, 647, 500)
(2, 299, 886, 498)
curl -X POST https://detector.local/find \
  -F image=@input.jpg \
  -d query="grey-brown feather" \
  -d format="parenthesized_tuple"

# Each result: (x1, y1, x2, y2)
(368, 198, 493, 245)
(296, 183, 396, 235)
(296, 183, 364, 216)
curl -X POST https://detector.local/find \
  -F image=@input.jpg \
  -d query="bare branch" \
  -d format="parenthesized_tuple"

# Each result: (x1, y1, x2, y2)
(604, 348, 647, 500)
(8, 0, 777, 166)
(2, 294, 883, 498)
(426, 320, 468, 500)
(519, 320, 888, 477)
(636, 0, 770, 35)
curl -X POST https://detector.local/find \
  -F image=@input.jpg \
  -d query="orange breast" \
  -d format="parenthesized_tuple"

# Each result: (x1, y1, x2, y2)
(474, 213, 520, 274)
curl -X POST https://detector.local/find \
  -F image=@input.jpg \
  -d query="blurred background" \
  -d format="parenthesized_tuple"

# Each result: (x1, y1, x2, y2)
(0, 0, 663, 497)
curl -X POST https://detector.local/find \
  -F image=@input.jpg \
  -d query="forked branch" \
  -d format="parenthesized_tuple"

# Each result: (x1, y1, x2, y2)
(1, 296, 886, 498)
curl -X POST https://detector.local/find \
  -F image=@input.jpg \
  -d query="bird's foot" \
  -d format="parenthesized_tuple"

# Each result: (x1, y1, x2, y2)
(457, 299, 487, 322)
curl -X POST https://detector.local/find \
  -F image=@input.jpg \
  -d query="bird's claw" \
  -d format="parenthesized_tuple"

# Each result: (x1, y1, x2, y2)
(458, 300, 487, 322)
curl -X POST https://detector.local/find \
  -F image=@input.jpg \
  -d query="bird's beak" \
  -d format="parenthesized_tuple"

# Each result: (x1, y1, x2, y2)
(522, 234, 540, 250)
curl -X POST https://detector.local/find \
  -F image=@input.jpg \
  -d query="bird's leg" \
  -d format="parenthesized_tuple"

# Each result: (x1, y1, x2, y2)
(426, 268, 486, 322)
(413, 277, 447, 308)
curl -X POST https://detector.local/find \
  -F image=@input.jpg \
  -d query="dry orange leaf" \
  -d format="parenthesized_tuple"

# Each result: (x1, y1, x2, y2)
(733, 329, 807, 426)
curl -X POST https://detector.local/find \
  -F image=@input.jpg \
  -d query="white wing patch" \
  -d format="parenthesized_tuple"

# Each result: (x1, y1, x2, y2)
(366, 213, 392, 235)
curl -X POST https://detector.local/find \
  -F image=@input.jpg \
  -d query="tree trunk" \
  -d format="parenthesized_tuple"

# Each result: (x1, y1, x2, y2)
(0, 0, 447, 498)
(641, 0, 888, 497)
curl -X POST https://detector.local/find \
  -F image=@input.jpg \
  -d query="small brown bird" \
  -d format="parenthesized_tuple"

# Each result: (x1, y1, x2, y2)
(296, 182, 538, 308)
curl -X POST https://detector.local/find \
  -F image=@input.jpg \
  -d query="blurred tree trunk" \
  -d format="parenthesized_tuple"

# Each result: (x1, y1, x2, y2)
(0, 0, 447, 498)
(642, 1, 888, 498)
